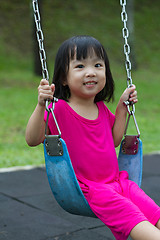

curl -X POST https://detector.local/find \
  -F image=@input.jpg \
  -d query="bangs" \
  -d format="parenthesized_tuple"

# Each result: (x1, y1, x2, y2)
(69, 36, 106, 61)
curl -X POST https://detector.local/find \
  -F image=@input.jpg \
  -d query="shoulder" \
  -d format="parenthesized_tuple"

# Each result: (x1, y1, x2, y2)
(97, 101, 115, 127)
(97, 101, 113, 115)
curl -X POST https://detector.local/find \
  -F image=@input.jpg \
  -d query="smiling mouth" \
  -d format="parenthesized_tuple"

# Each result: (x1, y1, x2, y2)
(83, 81, 97, 86)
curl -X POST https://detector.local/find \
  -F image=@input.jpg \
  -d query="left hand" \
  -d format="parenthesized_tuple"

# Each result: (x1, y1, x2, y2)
(120, 84, 138, 106)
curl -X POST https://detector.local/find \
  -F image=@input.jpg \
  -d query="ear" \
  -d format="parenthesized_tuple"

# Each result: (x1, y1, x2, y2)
(62, 79, 67, 86)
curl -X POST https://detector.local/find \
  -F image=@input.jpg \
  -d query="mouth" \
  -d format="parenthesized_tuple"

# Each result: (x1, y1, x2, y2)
(83, 81, 97, 86)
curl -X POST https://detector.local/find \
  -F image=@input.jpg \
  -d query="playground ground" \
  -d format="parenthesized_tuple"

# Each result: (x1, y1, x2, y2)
(0, 153, 160, 240)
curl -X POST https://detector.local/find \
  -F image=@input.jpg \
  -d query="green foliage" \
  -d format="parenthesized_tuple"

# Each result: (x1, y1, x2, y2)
(0, 0, 160, 168)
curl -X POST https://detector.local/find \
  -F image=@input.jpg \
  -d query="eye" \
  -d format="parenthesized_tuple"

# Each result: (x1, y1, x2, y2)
(76, 64, 84, 69)
(95, 63, 102, 68)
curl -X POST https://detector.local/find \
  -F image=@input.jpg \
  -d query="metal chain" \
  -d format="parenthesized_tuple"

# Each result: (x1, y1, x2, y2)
(120, 0, 136, 116)
(119, 0, 141, 138)
(120, 0, 132, 88)
(32, 0, 49, 82)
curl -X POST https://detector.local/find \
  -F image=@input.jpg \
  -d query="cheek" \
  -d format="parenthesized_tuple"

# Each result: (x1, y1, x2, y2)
(100, 77, 106, 91)
(101, 73, 106, 85)
(101, 81, 106, 91)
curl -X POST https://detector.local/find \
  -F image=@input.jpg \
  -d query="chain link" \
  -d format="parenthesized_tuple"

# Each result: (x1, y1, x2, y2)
(120, 0, 132, 87)
(32, 0, 49, 81)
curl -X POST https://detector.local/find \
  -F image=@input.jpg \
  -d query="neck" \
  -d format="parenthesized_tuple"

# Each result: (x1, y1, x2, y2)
(69, 96, 95, 107)
(68, 97, 98, 120)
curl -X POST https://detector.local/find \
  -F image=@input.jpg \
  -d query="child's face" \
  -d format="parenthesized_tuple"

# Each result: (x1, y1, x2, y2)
(66, 51, 106, 103)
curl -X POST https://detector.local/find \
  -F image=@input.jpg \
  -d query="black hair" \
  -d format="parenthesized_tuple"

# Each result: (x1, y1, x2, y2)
(53, 35, 114, 102)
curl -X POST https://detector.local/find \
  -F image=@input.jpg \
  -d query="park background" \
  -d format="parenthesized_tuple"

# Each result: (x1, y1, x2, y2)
(0, 0, 160, 168)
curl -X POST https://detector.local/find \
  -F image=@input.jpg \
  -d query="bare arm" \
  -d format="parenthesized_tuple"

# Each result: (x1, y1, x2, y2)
(25, 79, 55, 146)
(112, 85, 138, 147)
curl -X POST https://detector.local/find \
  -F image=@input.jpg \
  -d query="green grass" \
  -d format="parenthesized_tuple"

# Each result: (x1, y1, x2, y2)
(0, 0, 160, 168)
(0, 85, 44, 167)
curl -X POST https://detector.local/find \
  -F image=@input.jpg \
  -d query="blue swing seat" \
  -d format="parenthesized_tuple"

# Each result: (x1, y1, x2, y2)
(44, 134, 143, 217)
(44, 137, 96, 217)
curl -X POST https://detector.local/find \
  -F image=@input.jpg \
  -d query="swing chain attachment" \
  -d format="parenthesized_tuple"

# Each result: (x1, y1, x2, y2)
(122, 100, 140, 155)
(45, 97, 61, 138)
(45, 97, 63, 155)
(123, 100, 135, 115)
(32, 0, 49, 82)
(120, 0, 132, 88)
(123, 100, 140, 138)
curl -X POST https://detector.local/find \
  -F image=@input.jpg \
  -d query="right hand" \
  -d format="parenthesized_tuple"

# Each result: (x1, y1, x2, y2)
(38, 79, 55, 106)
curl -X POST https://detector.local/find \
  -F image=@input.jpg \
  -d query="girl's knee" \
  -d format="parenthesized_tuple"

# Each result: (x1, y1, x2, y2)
(130, 221, 160, 240)
(155, 218, 160, 229)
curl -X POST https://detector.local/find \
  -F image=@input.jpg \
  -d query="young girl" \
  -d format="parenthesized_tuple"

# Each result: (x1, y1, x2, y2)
(26, 35, 160, 240)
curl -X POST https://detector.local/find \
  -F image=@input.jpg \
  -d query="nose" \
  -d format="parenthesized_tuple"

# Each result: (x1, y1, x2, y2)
(85, 66, 96, 78)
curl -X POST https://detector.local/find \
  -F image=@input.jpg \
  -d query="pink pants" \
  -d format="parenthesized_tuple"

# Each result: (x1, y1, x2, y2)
(79, 172, 160, 240)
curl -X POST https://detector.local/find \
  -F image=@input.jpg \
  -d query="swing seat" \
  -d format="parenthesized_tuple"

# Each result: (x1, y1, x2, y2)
(44, 134, 143, 217)
(44, 136, 96, 217)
